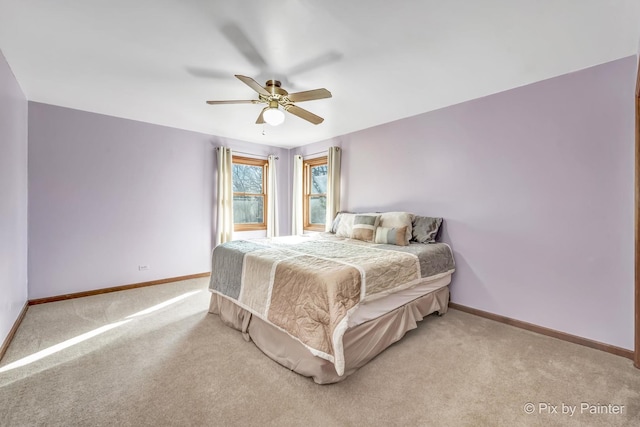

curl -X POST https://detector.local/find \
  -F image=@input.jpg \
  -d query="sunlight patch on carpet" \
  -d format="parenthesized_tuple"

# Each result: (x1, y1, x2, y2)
(0, 320, 131, 373)
(0, 290, 204, 373)
(126, 290, 201, 319)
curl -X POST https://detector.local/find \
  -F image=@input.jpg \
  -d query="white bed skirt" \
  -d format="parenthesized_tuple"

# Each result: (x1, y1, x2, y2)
(209, 284, 450, 384)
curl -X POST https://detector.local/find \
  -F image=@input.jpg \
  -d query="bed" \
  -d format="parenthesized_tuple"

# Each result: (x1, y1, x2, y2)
(208, 212, 455, 384)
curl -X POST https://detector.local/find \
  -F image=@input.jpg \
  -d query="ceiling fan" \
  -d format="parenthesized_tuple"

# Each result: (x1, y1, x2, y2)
(206, 75, 332, 126)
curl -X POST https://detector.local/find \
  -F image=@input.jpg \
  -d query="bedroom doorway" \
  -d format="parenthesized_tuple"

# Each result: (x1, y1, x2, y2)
(635, 54, 639, 369)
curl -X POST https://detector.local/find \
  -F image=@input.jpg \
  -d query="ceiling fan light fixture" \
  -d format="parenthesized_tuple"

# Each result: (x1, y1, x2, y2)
(263, 106, 285, 126)
(206, 75, 331, 126)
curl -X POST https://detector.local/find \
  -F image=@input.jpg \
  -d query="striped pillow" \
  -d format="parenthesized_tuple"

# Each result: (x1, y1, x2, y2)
(378, 212, 414, 245)
(350, 214, 381, 242)
(375, 226, 408, 246)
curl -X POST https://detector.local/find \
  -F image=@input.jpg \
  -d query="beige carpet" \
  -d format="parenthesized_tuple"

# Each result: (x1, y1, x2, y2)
(1, 278, 639, 426)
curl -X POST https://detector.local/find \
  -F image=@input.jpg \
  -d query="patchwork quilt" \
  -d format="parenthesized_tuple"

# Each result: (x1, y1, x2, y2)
(209, 233, 455, 375)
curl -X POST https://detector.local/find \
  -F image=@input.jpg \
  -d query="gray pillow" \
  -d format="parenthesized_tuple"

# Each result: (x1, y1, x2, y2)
(412, 216, 443, 243)
(330, 213, 342, 233)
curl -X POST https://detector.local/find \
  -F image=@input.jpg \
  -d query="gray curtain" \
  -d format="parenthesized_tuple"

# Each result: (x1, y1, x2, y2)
(325, 147, 341, 231)
(215, 147, 234, 246)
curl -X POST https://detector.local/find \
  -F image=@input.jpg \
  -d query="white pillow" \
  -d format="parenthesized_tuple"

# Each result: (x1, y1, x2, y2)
(335, 213, 358, 238)
(377, 212, 414, 245)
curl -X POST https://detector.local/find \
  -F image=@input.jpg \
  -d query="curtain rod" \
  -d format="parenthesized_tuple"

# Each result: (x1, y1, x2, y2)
(217, 147, 278, 160)
(304, 151, 325, 158)
(301, 147, 340, 158)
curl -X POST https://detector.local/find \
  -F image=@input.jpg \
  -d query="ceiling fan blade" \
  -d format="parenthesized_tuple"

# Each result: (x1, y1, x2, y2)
(256, 107, 267, 124)
(221, 22, 268, 70)
(235, 75, 270, 97)
(287, 88, 332, 103)
(287, 51, 342, 77)
(284, 104, 324, 125)
(206, 100, 259, 105)
(186, 66, 232, 80)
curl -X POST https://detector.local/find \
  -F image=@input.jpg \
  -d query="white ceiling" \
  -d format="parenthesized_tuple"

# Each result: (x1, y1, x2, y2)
(0, 0, 638, 148)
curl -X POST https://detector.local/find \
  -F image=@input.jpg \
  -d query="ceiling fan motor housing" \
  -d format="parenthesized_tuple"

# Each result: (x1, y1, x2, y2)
(265, 80, 288, 97)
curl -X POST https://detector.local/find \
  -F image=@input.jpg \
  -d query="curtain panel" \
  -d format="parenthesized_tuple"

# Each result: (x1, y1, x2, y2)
(215, 146, 234, 246)
(267, 154, 279, 238)
(291, 155, 304, 235)
(325, 146, 341, 231)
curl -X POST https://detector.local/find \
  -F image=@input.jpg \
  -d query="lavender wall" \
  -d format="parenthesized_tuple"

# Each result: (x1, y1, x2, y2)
(0, 50, 28, 343)
(14, 52, 639, 351)
(28, 103, 289, 299)
(296, 56, 636, 350)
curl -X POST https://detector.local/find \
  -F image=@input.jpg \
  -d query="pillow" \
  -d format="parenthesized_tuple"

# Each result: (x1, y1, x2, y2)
(375, 226, 408, 246)
(350, 214, 381, 242)
(377, 212, 414, 245)
(330, 211, 352, 234)
(412, 216, 443, 243)
(335, 213, 358, 238)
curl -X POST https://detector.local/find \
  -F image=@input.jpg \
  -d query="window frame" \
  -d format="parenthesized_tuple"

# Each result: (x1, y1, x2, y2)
(303, 156, 328, 232)
(232, 156, 268, 232)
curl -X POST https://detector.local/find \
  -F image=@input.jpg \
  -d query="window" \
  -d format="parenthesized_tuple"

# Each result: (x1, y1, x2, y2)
(232, 156, 268, 231)
(303, 156, 328, 231)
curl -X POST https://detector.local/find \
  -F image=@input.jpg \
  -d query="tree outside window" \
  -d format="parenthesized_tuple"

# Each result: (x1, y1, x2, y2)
(303, 157, 327, 231)
(232, 156, 267, 231)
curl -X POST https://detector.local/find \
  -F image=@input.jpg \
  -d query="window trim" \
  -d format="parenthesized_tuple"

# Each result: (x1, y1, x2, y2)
(303, 156, 328, 232)
(232, 156, 268, 232)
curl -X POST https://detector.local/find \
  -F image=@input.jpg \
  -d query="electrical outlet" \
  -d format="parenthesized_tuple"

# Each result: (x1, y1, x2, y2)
(138, 265, 149, 271)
